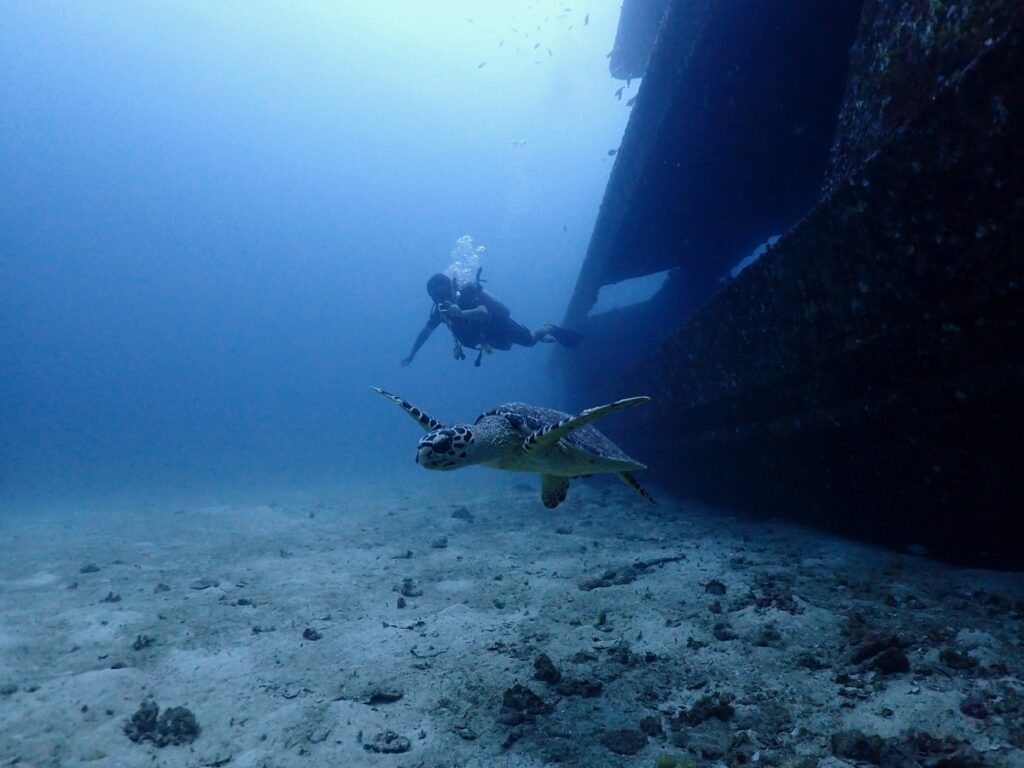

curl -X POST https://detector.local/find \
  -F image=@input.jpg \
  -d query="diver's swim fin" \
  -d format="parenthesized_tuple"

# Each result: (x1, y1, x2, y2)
(547, 325, 582, 348)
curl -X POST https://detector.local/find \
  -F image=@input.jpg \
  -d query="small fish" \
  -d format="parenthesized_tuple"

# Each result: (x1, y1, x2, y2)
(614, 86, 624, 100)
(499, 39, 504, 48)
(478, 61, 487, 69)
(563, 224, 567, 232)
(534, 42, 540, 50)
(607, 149, 617, 156)
(584, 12, 590, 26)
(547, 48, 553, 56)
(467, 17, 474, 23)
(516, 47, 521, 52)
(626, 95, 637, 107)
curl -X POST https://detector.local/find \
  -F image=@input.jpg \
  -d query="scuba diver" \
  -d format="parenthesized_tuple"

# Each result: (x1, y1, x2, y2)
(401, 270, 581, 368)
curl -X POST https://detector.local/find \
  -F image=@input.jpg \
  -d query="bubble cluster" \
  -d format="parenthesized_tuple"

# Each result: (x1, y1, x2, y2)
(446, 235, 486, 286)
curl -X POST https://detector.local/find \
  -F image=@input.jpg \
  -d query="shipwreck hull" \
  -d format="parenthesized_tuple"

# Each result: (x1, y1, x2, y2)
(562, 1, 1024, 568)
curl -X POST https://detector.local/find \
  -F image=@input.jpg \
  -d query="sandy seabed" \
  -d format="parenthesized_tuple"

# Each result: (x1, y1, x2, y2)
(1, 478, 1023, 768)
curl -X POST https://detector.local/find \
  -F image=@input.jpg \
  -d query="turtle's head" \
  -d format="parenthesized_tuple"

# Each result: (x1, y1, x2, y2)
(416, 424, 477, 470)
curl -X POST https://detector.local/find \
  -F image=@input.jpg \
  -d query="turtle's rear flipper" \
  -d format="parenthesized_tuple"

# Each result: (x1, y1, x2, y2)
(618, 471, 655, 504)
(546, 325, 582, 348)
(522, 396, 650, 455)
(371, 386, 445, 432)
(540, 475, 570, 508)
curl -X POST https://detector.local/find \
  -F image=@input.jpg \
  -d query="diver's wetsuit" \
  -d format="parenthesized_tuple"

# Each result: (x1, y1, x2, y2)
(428, 282, 535, 351)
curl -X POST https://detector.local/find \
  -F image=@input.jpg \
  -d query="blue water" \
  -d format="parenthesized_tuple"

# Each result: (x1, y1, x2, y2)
(0, 2, 631, 505)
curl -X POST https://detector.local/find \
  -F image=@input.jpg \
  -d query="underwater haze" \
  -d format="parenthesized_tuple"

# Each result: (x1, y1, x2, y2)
(0, 1, 629, 505)
(4, 3, 1024, 766)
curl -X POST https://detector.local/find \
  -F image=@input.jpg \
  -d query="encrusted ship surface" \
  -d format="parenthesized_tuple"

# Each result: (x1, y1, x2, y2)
(562, 0, 1024, 568)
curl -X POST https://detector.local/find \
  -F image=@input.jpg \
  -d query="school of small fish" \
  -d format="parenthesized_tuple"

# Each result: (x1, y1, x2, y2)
(470, 3, 590, 70)
(469, 4, 634, 160)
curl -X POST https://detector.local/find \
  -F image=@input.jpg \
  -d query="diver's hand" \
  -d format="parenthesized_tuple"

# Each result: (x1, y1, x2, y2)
(401, 355, 413, 367)
(444, 304, 463, 319)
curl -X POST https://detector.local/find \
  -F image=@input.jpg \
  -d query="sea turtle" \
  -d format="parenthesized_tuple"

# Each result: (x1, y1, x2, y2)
(371, 386, 654, 508)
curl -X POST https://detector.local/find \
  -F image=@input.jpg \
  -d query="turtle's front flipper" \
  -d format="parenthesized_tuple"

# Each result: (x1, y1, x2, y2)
(618, 471, 655, 504)
(522, 396, 650, 455)
(540, 475, 570, 509)
(371, 386, 445, 432)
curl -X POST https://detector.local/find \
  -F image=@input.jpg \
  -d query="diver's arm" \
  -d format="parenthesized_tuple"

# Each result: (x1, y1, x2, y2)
(402, 322, 436, 366)
(444, 304, 489, 322)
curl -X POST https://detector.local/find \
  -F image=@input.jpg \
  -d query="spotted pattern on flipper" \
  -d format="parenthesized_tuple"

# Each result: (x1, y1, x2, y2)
(618, 471, 655, 504)
(541, 475, 570, 509)
(523, 416, 572, 451)
(371, 386, 444, 431)
(522, 396, 650, 456)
